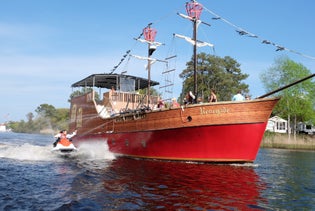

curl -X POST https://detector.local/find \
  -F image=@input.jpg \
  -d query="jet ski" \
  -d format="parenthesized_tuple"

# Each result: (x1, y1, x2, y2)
(51, 138, 78, 154)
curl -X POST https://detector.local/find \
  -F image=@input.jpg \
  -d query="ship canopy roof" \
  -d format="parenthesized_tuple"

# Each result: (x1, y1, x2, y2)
(71, 73, 159, 91)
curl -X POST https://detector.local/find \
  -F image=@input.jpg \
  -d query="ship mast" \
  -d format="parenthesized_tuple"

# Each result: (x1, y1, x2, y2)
(143, 25, 157, 105)
(186, 0, 203, 99)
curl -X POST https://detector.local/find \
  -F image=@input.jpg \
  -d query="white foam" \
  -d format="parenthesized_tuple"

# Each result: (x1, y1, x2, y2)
(0, 143, 58, 161)
(0, 138, 115, 164)
(76, 140, 115, 160)
(230, 163, 259, 168)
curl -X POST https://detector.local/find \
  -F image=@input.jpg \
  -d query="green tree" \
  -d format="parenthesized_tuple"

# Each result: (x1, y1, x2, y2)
(260, 56, 315, 133)
(138, 87, 160, 96)
(179, 53, 249, 101)
(35, 104, 57, 130)
(69, 87, 99, 102)
(35, 104, 56, 118)
(53, 108, 70, 130)
(26, 112, 34, 123)
(8, 104, 70, 134)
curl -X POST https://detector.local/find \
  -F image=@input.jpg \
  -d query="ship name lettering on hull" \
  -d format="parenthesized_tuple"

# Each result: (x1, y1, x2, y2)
(200, 107, 229, 115)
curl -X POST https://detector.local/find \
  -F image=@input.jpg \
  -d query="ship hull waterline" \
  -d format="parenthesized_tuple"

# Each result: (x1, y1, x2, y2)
(74, 121, 268, 163)
(70, 95, 279, 163)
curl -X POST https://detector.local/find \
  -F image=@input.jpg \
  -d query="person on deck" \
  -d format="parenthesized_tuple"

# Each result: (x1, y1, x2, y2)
(110, 86, 116, 101)
(184, 91, 196, 105)
(53, 129, 77, 147)
(209, 89, 217, 102)
(232, 90, 245, 101)
(171, 98, 180, 108)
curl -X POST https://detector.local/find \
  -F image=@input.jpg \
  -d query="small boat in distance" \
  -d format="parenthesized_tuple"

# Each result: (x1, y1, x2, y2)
(69, 1, 280, 163)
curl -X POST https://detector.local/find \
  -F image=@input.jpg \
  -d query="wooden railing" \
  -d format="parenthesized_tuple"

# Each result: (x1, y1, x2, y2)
(103, 91, 159, 112)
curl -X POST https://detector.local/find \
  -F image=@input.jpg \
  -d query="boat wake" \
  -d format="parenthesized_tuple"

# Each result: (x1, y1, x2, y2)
(0, 140, 115, 163)
(0, 143, 58, 161)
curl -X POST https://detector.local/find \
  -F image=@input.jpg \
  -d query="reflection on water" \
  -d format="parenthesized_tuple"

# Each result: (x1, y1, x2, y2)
(1, 133, 314, 210)
(68, 158, 266, 210)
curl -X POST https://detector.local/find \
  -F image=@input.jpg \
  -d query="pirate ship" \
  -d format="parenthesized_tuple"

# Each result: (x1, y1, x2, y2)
(69, 1, 280, 163)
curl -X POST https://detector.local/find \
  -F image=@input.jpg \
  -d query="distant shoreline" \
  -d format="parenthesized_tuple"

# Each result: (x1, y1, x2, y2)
(261, 132, 315, 151)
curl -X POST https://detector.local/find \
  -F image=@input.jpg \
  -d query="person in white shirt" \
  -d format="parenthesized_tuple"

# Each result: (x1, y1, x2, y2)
(53, 129, 77, 147)
(232, 90, 245, 101)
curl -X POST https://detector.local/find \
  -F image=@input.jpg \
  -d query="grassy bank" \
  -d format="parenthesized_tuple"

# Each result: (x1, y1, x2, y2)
(261, 131, 315, 150)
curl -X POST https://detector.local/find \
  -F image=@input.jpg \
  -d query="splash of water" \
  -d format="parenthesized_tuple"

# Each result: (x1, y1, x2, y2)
(0, 143, 58, 161)
(0, 137, 115, 164)
(76, 141, 115, 160)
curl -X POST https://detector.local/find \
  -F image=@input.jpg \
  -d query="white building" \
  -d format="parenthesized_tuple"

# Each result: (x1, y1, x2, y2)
(0, 123, 7, 132)
(266, 116, 288, 133)
(297, 122, 315, 135)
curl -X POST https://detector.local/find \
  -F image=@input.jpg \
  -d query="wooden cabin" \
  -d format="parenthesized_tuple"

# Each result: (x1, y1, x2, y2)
(71, 73, 160, 118)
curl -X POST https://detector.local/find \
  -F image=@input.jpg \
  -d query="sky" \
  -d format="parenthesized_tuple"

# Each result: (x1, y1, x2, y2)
(1, 0, 315, 123)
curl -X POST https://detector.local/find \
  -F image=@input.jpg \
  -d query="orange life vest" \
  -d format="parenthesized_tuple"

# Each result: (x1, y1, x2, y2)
(59, 137, 71, 146)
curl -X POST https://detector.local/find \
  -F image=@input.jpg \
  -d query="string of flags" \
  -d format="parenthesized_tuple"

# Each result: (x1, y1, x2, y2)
(109, 29, 145, 74)
(202, 5, 315, 60)
(109, 50, 131, 74)
(110, 2, 315, 74)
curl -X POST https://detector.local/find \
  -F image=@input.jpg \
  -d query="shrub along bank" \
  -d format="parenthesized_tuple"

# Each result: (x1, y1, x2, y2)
(261, 132, 315, 150)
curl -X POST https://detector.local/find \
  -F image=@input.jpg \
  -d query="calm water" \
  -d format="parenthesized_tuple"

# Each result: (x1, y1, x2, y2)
(0, 132, 314, 210)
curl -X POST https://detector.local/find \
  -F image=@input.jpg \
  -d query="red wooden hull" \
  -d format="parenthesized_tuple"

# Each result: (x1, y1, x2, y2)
(74, 122, 267, 163)
(70, 95, 279, 163)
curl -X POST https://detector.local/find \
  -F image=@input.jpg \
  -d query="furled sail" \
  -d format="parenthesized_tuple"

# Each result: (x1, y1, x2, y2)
(136, 38, 163, 56)
(174, 33, 214, 48)
(130, 54, 167, 70)
(131, 54, 167, 63)
(178, 12, 193, 21)
(131, 54, 156, 61)
(177, 13, 202, 28)
(135, 38, 163, 47)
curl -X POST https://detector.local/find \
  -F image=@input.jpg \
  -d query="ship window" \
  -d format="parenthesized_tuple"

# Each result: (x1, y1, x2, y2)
(120, 77, 135, 92)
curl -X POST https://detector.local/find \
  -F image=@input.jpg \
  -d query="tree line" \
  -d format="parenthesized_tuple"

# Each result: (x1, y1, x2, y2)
(7, 54, 315, 134)
(8, 104, 69, 134)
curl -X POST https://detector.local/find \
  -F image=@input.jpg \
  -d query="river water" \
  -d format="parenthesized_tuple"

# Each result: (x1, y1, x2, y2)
(0, 132, 314, 210)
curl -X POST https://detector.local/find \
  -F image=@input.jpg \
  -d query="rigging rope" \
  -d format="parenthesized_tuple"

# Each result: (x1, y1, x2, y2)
(109, 5, 181, 75)
(109, 30, 145, 74)
(110, 1, 315, 76)
(202, 5, 315, 60)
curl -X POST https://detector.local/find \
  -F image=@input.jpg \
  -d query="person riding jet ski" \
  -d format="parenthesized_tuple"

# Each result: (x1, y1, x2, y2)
(53, 129, 77, 147)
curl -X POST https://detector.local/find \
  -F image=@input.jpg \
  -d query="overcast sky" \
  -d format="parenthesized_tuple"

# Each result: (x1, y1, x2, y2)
(1, 0, 314, 123)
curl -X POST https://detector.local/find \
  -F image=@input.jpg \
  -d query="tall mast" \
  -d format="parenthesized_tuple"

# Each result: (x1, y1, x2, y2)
(143, 25, 157, 105)
(193, 16, 198, 97)
(186, 0, 203, 99)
